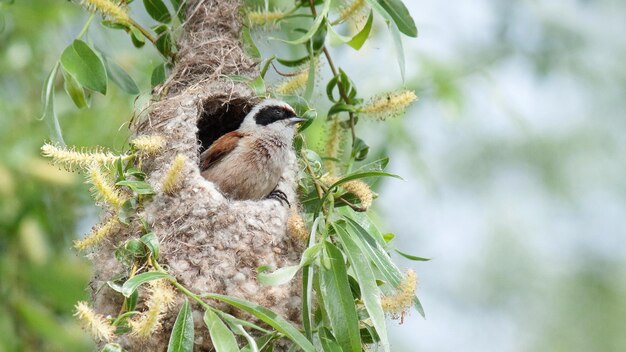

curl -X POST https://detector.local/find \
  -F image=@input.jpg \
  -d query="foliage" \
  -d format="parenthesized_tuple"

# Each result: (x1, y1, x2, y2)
(31, 0, 424, 351)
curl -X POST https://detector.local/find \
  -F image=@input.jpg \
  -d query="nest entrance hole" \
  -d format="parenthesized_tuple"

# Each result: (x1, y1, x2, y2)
(197, 97, 254, 154)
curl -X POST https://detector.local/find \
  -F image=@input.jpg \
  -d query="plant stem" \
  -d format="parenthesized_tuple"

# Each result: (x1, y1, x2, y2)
(307, 0, 358, 148)
(77, 13, 96, 39)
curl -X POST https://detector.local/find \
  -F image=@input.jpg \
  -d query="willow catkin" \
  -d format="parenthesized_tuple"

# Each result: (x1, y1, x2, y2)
(41, 143, 126, 171)
(359, 90, 418, 120)
(335, 0, 368, 25)
(74, 216, 120, 250)
(131, 135, 165, 156)
(275, 64, 313, 96)
(324, 116, 344, 175)
(381, 269, 418, 315)
(129, 279, 176, 338)
(321, 175, 374, 211)
(87, 166, 126, 208)
(287, 210, 309, 242)
(74, 301, 115, 342)
(80, 0, 131, 25)
(247, 10, 287, 27)
(160, 154, 187, 194)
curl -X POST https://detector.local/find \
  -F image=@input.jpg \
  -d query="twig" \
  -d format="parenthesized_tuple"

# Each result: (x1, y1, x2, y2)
(307, 0, 357, 147)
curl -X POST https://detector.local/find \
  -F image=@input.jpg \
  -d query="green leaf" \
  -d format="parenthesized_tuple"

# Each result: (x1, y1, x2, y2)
(130, 26, 146, 48)
(104, 58, 140, 95)
(383, 232, 395, 242)
(101, 20, 129, 30)
(116, 180, 155, 195)
(144, 0, 172, 23)
(217, 311, 270, 334)
(170, 0, 186, 21)
(231, 324, 258, 352)
(257, 244, 321, 286)
(326, 75, 339, 102)
(376, 0, 417, 37)
(303, 45, 316, 101)
(319, 241, 362, 352)
(125, 167, 147, 180)
(204, 294, 315, 352)
(257, 265, 300, 287)
(326, 11, 372, 50)
(389, 21, 406, 82)
(100, 343, 124, 352)
(224, 75, 250, 83)
(347, 11, 374, 49)
(325, 171, 401, 201)
(62, 68, 89, 109)
(203, 310, 240, 352)
(395, 249, 431, 261)
(151, 63, 167, 87)
(319, 327, 343, 352)
(259, 56, 275, 78)
(117, 199, 135, 225)
(140, 232, 160, 259)
(271, 0, 330, 45)
(310, 20, 328, 52)
(337, 170, 401, 184)
(155, 27, 175, 58)
(351, 137, 369, 161)
(39, 63, 58, 121)
(248, 76, 266, 97)
(60, 40, 107, 94)
(121, 271, 172, 297)
(334, 224, 390, 352)
(327, 103, 357, 116)
(355, 157, 390, 172)
(168, 299, 195, 352)
(277, 56, 310, 67)
(343, 217, 425, 317)
(124, 239, 147, 257)
(241, 27, 261, 59)
(127, 290, 139, 311)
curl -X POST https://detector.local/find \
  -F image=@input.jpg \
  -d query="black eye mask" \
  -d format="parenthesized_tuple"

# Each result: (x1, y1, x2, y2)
(254, 106, 297, 126)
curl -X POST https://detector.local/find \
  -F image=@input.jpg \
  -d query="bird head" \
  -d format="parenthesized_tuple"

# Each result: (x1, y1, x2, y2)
(240, 99, 306, 134)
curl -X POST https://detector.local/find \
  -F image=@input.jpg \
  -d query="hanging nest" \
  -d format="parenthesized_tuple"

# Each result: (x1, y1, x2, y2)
(87, 0, 305, 350)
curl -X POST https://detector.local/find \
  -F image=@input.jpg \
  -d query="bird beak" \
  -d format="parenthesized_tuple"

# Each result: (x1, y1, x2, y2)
(287, 116, 307, 125)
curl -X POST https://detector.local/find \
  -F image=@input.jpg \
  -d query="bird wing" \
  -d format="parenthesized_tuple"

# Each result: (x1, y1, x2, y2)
(199, 130, 246, 171)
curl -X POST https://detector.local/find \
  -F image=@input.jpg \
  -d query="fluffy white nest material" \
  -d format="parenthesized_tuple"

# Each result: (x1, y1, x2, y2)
(88, 1, 305, 350)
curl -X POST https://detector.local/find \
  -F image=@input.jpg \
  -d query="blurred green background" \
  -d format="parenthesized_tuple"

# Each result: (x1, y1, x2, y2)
(1, 0, 625, 351)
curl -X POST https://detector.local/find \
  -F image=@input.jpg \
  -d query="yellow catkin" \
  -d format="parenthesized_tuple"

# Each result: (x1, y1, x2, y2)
(81, 0, 131, 24)
(87, 166, 126, 208)
(341, 179, 373, 210)
(161, 154, 186, 194)
(247, 10, 287, 26)
(324, 116, 344, 175)
(74, 301, 115, 342)
(287, 211, 309, 242)
(129, 279, 176, 337)
(41, 143, 127, 171)
(275, 69, 309, 96)
(381, 269, 418, 315)
(74, 216, 119, 250)
(359, 90, 418, 120)
(131, 135, 166, 156)
(335, 0, 367, 25)
(321, 175, 374, 210)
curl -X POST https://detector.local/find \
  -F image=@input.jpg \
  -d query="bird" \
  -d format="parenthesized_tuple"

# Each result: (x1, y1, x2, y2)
(199, 99, 305, 205)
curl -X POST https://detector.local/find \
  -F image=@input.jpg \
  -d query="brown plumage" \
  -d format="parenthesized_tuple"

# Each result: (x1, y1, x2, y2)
(199, 99, 304, 202)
